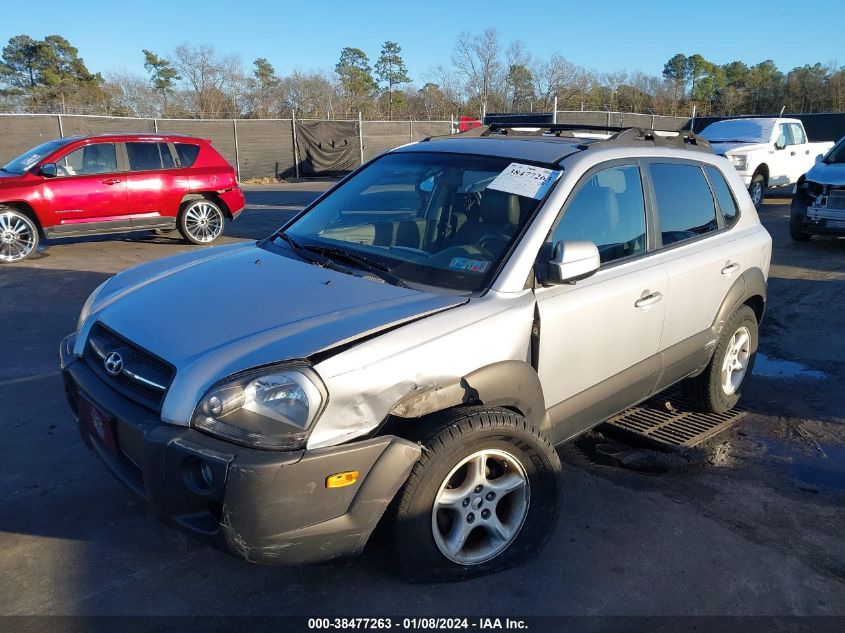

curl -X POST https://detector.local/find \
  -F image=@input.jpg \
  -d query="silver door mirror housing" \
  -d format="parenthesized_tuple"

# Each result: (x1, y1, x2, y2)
(546, 240, 601, 285)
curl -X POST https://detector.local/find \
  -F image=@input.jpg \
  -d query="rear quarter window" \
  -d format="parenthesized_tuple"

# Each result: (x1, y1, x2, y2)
(649, 163, 718, 246)
(705, 165, 739, 228)
(174, 143, 201, 168)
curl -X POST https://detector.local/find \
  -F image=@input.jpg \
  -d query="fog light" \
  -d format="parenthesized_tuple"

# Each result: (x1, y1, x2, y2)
(200, 461, 214, 488)
(326, 470, 359, 488)
(184, 457, 215, 493)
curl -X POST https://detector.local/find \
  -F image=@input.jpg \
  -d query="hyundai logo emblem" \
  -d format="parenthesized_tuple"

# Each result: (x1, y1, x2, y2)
(104, 351, 124, 376)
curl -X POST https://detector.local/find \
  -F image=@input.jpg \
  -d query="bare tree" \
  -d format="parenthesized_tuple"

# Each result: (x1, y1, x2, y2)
(532, 54, 588, 111)
(171, 44, 244, 118)
(452, 28, 503, 116)
(103, 70, 158, 117)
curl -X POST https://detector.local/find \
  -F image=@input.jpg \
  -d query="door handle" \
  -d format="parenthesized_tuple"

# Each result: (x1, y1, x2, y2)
(805, 150, 810, 155)
(634, 291, 663, 308)
(102, 178, 122, 185)
(721, 263, 740, 275)
(790, 151, 796, 156)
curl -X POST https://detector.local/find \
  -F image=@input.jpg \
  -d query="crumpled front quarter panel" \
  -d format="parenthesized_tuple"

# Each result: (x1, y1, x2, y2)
(309, 290, 537, 448)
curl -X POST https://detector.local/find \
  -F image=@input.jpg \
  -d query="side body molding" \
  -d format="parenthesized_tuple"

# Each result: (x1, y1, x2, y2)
(389, 360, 549, 434)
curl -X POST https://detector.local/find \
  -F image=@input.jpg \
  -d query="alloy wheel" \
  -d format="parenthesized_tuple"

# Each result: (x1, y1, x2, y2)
(721, 325, 751, 395)
(750, 182, 763, 206)
(431, 448, 530, 565)
(184, 202, 223, 243)
(0, 212, 37, 263)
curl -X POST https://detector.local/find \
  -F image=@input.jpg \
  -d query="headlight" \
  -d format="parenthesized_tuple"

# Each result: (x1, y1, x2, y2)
(728, 154, 748, 170)
(77, 279, 110, 332)
(192, 366, 326, 450)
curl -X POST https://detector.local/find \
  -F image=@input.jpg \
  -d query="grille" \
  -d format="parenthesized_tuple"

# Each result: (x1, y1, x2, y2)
(84, 323, 175, 411)
(603, 386, 746, 450)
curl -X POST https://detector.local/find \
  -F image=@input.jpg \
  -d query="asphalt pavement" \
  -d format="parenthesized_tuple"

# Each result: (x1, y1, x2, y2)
(1, 184, 843, 616)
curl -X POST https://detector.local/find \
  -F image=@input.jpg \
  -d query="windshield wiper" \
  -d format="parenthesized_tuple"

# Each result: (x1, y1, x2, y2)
(275, 232, 346, 272)
(302, 244, 409, 288)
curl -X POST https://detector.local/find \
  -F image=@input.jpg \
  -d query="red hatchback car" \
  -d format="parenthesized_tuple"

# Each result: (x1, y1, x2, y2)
(0, 133, 245, 263)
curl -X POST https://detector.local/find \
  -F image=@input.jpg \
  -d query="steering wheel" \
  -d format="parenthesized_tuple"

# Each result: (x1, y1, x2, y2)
(478, 234, 509, 255)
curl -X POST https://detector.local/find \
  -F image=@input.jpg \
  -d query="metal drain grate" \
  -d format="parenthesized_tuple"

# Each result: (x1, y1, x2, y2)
(602, 386, 747, 450)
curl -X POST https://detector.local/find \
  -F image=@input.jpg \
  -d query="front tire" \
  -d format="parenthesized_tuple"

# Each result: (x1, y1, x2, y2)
(682, 305, 758, 414)
(749, 174, 765, 210)
(391, 408, 561, 582)
(789, 197, 812, 242)
(178, 199, 225, 245)
(0, 206, 39, 264)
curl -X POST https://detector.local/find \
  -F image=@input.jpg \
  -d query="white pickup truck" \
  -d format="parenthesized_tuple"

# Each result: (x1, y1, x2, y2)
(700, 117, 834, 208)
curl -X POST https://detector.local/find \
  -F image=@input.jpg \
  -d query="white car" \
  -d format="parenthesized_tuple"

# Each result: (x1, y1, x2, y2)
(700, 117, 834, 209)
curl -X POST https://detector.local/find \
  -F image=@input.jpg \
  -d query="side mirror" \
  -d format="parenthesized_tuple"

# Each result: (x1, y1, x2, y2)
(40, 163, 57, 178)
(816, 154, 824, 164)
(545, 240, 601, 285)
(774, 140, 786, 151)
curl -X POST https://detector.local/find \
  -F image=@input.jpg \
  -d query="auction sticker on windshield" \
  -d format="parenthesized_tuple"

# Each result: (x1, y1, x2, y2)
(487, 163, 561, 200)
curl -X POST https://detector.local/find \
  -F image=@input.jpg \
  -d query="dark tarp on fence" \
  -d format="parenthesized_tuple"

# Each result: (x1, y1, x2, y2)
(295, 120, 359, 176)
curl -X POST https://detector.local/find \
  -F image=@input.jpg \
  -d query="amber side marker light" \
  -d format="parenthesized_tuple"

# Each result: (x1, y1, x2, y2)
(326, 470, 359, 488)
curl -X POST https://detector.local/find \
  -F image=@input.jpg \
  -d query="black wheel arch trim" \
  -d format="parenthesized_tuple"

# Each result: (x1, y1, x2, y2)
(388, 360, 549, 435)
(711, 267, 766, 341)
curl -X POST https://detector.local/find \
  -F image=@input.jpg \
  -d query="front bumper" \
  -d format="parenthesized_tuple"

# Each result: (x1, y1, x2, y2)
(792, 193, 845, 236)
(60, 335, 420, 565)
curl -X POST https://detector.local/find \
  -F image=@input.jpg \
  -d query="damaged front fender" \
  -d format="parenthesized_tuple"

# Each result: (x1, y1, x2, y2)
(389, 360, 548, 433)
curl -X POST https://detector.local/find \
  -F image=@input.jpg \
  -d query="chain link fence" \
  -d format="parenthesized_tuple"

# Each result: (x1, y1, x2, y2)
(0, 113, 453, 181)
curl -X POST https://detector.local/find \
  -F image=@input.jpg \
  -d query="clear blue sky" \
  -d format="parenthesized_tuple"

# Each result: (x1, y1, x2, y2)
(3, 0, 844, 82)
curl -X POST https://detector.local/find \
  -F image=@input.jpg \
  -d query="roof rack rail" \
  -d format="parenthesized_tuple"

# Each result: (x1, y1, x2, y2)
(586, 127, 712, 153)
(457, 122, 712, 153)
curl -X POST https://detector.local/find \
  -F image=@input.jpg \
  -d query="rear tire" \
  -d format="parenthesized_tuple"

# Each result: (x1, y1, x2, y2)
(178, 199, 225, 245)
(390, 407, 561, 582)
(682, 305, 758, 414)
(0, 206, 39, 264)
(749, 174, 765, 210)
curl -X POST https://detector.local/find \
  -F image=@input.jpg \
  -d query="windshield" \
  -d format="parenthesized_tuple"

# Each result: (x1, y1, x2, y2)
(823, 137, 845, 164)
(1, 138, 75, 175)
(701, 119, 774, 143)
(277, 151, 561, 292)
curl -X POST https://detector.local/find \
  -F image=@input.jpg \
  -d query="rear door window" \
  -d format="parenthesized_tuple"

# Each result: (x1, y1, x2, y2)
(174, 143, 201, 167)
(705, 166, 739, 228)
(126, 142, 173, 171)
(649, 163, 718, 246)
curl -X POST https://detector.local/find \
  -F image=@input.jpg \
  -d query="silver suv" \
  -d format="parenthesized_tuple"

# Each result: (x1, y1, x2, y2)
(60, 125, 772, 581)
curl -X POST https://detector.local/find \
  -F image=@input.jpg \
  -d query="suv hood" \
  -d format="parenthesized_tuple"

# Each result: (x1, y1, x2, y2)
(806, 161, 845, 186)
(710, 141, 770, 155)
(80, 242, 467, 419)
